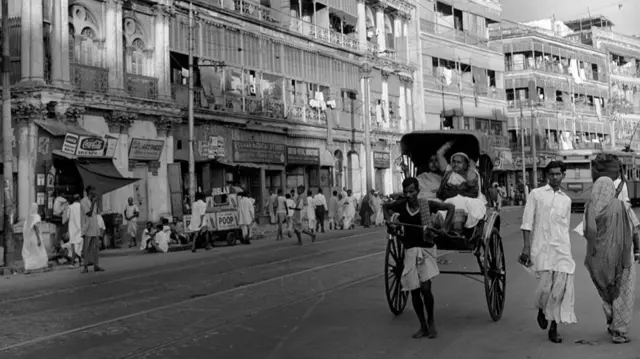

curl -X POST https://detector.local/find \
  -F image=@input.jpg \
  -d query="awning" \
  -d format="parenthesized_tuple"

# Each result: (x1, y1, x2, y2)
(35, 119, 116, 138)
(320, 149, 334, 167)
(75, 158, 139, 196)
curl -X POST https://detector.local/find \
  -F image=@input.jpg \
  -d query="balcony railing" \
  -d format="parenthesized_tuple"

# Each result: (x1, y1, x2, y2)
(611, 65, 639, 78)
(505, 58, 605, 82)
(215, 0, 359, 52)
(507, 100, 606, 115)
(367, 41, 379, 53)
(70, 63, 108, 93)
(420, 19, 502, 52)
(125, 73, 158, 100)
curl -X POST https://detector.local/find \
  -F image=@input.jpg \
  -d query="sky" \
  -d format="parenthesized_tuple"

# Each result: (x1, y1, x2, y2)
(501, 0, 639, 37)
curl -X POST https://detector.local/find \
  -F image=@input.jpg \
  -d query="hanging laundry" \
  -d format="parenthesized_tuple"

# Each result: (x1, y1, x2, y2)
(442, 68, 453, 86)
(579, 67, 587, 81)
(595, 98, 602, 118)
(569, 59, 583, 84)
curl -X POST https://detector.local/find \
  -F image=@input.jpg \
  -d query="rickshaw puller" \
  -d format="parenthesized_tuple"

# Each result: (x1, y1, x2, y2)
(384, 177, 453, 339)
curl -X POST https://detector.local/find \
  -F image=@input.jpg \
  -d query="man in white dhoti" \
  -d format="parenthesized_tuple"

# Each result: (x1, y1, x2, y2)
(519, 160, 576, 344)
(238, 192, 255, 244)
(123, 197, 140, 248)
(343, 190, 357, 230)
(66, 194, 84, 267)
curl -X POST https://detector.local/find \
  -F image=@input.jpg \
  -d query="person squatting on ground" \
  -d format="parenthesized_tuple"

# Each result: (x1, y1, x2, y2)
(384, 177, 448, 339)
(292, 185, 316, 245)
(582, 176, 640, 344)
(519, 161, 576, 343)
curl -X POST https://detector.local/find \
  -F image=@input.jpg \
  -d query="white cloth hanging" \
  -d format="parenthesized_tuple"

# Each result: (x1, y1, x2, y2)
(442, 68, 453, 86)
(569, 59, 583, 84)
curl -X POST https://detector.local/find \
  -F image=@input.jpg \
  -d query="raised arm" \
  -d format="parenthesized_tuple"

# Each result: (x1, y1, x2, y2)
(436, 141, 454, 173)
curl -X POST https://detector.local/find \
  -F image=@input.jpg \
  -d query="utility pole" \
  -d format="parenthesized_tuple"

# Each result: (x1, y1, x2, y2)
(528, 80, 537, 189)
(361, 63, 373, 192)
(2, 0, 14, 271)
(187, 2, 195, 205)
(519, 101, 527, 198)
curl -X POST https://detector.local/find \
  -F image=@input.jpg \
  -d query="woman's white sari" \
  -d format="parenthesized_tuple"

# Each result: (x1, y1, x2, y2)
(22, 203, 49, 271)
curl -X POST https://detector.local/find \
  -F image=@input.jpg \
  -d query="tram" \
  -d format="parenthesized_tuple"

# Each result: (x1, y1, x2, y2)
(556, 149, 639, 210)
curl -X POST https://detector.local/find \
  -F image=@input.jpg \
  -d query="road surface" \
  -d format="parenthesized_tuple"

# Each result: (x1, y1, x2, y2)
(0, 209, 638, 359)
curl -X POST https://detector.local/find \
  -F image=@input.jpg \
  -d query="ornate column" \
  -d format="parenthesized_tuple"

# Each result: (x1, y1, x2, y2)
(105, 111, 135, 213)
(105, 0, 125, 93)
(151, 116, 180, 218)
(373, 3, 386, 52)
(398, 75, 407, 132)
(153, 5, 173, 100)
(381, 69, 390, 127)
(356, 0, 367, 51)
(50, 0, 70, 87)
(20, 0, 45, 84)
(13, 104, 43, 222)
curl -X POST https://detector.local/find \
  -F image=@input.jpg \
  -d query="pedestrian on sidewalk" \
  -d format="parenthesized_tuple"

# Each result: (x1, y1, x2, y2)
(22, 203, 51, 274)
(81, 186, 105, 273)
(336, 193, 345, 230)
(275, 189, 288, 240)
(305, 190, 316, 233)
(238, 192, 255, 244)
(314, 188, 327, 233)
(66, 194, 84, 267)
(191, 192, 212, 252)
(293, 185, 316, 245)
(343, 190, 357, 230)
(383, 178, 439, 339)
(328, 191, 338, 230)
(124, 197, 140, 248)
(582, 177, 640, 344)
(285, 193, 295, 237)
(519, 161, 575, 344)
(360, 189, 374, 228)
(267, 190, 277, 225)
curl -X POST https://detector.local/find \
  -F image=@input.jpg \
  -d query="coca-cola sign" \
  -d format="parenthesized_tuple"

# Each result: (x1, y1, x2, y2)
(75, 136, 106, 157)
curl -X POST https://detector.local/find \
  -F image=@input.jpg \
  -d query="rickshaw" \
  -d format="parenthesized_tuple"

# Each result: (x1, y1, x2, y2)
(384, 130, 506, 322)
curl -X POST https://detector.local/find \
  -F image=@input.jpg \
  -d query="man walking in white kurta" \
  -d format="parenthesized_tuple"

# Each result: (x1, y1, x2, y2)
(519, 160, 576, 344)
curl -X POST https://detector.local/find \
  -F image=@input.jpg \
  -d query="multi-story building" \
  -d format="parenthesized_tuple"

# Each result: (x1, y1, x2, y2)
(416, 0, 510, 179)
(1, 0, 419, 231)
(563, 16, 640, 150)
(489, 18, 611, 196)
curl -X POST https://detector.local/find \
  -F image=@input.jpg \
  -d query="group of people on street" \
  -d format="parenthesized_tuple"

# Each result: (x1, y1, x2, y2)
(384, 156, 639, 345)
(265, 186, 388, 243)
(24, 185, 105, 274)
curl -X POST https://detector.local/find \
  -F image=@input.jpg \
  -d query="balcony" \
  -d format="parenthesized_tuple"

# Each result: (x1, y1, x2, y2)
(125, 73, 158, 100)
(70, 63, 108, 93)
(611, 65, 639, 78)
(475, 85, 506, 101)
(213, 0, 360, 52)
(367, 41, 379, 53)
(507, 100, 605, 115)
(420, 19, 502, 52)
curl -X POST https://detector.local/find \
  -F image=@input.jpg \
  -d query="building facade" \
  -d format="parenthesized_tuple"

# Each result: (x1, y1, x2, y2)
(1, 0, 420, 230)
(415, 0, 510, 182)
(489, 18, 611, 197)
(563, 16, 640, 151)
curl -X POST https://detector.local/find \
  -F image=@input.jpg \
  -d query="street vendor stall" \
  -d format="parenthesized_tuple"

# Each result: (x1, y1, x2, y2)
(183, 187, 242, 246)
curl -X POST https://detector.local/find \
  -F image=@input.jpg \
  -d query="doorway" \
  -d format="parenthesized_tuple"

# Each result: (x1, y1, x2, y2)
(132, 164, 149, 222)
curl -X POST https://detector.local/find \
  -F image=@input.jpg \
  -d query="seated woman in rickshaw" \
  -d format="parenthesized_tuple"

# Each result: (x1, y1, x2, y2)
(434, 141, 487, 229)
(415, 154, 456, 231)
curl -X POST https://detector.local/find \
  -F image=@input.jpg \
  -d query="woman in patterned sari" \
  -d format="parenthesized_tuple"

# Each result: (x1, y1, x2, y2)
(583, 177, 640, 344)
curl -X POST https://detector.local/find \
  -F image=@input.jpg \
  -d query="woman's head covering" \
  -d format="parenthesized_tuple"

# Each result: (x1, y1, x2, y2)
(590, 177, 616, 214)
(450, 152, 469, 164)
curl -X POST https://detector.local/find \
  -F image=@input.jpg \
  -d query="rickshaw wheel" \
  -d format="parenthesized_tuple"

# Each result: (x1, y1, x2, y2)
(483, 227, 506, 322)
(226, 231, 237, 246)
(385, 236, 408, 316)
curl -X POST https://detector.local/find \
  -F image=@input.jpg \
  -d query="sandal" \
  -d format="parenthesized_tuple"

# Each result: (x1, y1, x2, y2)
(537, 309, 549, 330)
(412, 328, 428, 339)
(612, 335, 631, 344)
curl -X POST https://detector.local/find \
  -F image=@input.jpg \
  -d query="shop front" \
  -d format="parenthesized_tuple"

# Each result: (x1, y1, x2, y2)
(233, 140, 286, 222)
(373, 151, 391, 194)
(286, 146, 322, 192)
(35, 119, 138, 249)
(128, 138, 165, 222)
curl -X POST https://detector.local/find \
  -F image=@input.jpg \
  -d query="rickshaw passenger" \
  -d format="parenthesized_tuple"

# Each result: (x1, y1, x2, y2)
(417, 154, 455, 231)
(435, 141, 487, 228)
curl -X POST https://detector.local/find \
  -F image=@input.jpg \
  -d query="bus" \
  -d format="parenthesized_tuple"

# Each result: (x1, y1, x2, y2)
(556, 149, 637, 210)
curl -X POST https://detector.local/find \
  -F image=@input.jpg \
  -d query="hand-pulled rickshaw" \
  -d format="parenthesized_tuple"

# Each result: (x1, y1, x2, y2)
(384, 130, 506, 322)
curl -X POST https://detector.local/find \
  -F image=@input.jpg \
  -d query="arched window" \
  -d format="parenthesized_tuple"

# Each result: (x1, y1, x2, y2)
(79, 27, 96, 66)
(128, 38, 145, 75)
(68, 4, 102, 67)
(69, 24, 75, 62)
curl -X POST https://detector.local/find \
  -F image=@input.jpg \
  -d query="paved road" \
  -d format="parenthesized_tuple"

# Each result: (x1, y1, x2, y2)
(0, 210, 638, 359)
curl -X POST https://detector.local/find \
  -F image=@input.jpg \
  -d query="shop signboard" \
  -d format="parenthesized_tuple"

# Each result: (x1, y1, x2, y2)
(75, 136, 107, 157)
(62, 133, 79, 154)
(105, 138, 118, 158)
(373, 151, 390, 169)
(207, 135, 226, 159)
(129, 138, 165, 161)
(286, 146, 320, 165)
(233, 141, 285, 164)
(211, 211, 239, 231)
